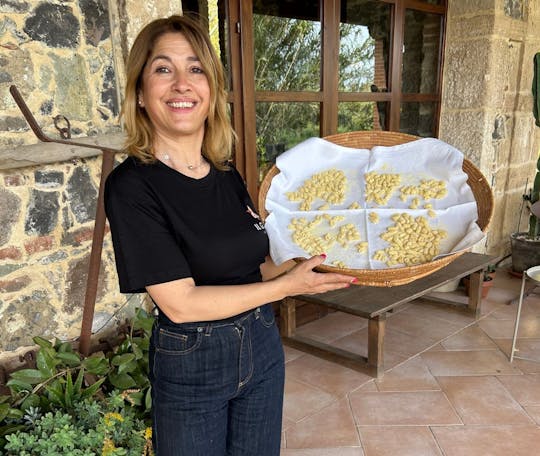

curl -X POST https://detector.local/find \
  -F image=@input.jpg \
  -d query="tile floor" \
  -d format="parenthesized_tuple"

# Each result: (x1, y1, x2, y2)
(280, 269, 540, 455)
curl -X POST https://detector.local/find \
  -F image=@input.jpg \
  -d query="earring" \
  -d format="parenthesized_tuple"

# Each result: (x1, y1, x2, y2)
(138, 99, 143, 106)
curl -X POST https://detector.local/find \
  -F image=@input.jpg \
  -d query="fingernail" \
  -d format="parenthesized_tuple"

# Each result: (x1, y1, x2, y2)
(350, 277, 358, 283)
(320, 253, 327, 259)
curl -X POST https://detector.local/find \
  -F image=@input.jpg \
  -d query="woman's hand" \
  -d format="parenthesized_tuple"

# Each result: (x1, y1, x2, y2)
(276, 254, 357, 296)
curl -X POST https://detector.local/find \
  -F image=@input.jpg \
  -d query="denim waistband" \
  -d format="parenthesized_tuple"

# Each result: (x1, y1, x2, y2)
(157, 306, 263, 330)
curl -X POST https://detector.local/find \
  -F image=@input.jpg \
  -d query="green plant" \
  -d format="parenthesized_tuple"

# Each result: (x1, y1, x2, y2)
(483, 264, 496, 281)
(526, 51, 540, 238)
(0, 307, 155, 455)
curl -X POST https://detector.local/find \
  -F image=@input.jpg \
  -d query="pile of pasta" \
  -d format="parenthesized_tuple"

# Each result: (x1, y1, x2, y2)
(285, 168, 449, 269)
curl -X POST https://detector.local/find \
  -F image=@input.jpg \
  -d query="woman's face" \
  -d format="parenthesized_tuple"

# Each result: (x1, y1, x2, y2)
(139, 32, 210, 144)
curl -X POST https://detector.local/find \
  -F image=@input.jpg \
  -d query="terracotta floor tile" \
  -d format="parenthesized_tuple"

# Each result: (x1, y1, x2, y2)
(440, 324, 498, 350)
(386, 311, 465, 342)
(285, 399, 360, 449)
(375, 356, 440, 392)
(349, 390, 461, 425)
(420, 349, 521, 376)
(284, 345, 306, 363)
(296, 311, 368, 343)
(500, 337, 540, 363)
(278, 272, 540, 454)
(497, 373, 540, 405)
(510, 356, 540, 373)
(280, 448, 364, 456)
(437, 375, 533, 425)
(285, 353, 372, 396)
(524, 405, 540, 425)
(407, 299, 476, 326)
(479, 315, 540, 339)
(283, 377, 337, 422)
(359, 426, 443, 456)
(331, 328, 409, 370)
(431, 425, 540, 456)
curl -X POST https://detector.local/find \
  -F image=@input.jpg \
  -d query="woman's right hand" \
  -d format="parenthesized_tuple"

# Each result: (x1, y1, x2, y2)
(276, 254, 357, 296)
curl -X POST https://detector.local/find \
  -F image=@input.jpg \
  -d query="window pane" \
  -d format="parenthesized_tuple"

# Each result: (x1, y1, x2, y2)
(256, 102, 319, 180)
(400, 102, 437, 137)
(339, 1, 392, 93)
(182, 1, 231, 90)
(402, 10, 442, 94)
(253, 1, 321, 91)
(338, 102, 388, 132)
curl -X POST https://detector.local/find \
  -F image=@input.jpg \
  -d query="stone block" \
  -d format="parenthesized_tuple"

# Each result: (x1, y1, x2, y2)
(448, 0, 496, 16)
(446, 13, 495, 39)
(63, 253, 107, 314)
(24, 189, 59, 236)
(24, 235, 53, 255)
(0, 275, 31, 293)
(23, 3, 79, 48)
(0, 187, 20, 245)
(442, 39, 492, 110)
(67, 166, 97, 223)
(0, 246, 21, 260)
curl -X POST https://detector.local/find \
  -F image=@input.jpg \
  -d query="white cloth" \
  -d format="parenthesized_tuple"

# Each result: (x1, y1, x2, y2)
(264, 137, 485, 269)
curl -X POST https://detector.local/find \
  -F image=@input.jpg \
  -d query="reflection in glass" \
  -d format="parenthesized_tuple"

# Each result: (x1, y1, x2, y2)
(339, 1, 391, 92)
(402, 10, 441, 94)
(338, 102, 388, 132)
(400, 102, 436, 137)
(256, 102, 319, 180)
(253, 1, 321, 92)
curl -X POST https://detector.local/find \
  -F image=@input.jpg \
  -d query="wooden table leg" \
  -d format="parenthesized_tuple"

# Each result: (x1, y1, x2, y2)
(367, 313, 386, 378)
(467, 270, 483, 319)
(280, 297, 296, 337)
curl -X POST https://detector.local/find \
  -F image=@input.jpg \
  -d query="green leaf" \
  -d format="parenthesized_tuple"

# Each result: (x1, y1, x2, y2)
(117, 360, 138, 375)
(0, 395, 11, 404)
(8, 369, 44, 385)
(20, 394, 41, 411)
(81, 377, 106, 400)
(145, 387, 152, 410)
(73, 368, 85, 395)
(32, 336, 53, 349)
(5, 378, 32, 394)
(111, 353, 135, 366)
(108, 373, 137, 390)
(64, 371, 74, 408)
(56, 351, 81, 367)
(36, 348, 57, 378)
(82, 356, 110, 376)
(57, 341, 74, 353)
(0, 403, 9, 421)
(0, 423, 26, 438)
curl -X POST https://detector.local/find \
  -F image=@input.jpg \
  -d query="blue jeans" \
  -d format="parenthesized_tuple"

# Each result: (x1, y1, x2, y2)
(149, 304, 285, 455)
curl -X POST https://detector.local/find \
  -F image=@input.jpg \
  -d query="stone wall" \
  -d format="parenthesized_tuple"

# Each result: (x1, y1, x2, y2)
(440, 0, 540, 256)
(1, 0, 540, 361)
(0, 0, 182, 361)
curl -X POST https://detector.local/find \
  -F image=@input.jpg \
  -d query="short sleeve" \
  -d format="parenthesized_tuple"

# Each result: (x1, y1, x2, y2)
(104, 165, 191, 293)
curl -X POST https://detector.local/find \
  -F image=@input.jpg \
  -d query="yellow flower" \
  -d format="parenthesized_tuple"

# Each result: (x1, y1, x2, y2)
(104, 412, 124, 427)
(102, 437, 116, 456)
(144, 427, 153, 440)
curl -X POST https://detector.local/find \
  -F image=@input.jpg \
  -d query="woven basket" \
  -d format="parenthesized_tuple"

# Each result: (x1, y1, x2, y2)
(258, 131, 494, 287)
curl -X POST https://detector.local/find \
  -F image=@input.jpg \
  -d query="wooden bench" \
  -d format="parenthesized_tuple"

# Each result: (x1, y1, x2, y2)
(280, 252, 497, 378)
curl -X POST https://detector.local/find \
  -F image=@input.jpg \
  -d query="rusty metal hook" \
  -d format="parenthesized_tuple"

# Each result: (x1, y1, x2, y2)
(53, 114, 71, 139)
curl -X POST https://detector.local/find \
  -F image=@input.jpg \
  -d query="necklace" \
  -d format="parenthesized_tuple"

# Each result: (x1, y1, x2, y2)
(161, 153, 206, 170)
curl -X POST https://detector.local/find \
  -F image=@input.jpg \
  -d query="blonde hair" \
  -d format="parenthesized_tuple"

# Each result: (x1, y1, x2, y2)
(122, 15, 234, 169)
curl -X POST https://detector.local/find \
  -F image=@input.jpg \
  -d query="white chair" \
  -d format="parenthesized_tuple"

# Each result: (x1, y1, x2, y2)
(509, 265, 540, 362)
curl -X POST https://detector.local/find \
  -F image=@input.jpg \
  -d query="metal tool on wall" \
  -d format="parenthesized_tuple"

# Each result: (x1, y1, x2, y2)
(9, 84, 120, 357)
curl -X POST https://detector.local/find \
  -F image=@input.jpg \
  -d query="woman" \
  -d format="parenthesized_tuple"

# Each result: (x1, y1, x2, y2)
(104, 15, 355, 456)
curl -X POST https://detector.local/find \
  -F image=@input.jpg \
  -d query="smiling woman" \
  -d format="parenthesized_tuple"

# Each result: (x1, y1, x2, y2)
(103, 14, 354, 456)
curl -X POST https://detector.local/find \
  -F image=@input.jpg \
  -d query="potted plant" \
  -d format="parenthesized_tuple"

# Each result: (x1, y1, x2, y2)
(463, 264, 496, 298)
(511, 51, 540, 273)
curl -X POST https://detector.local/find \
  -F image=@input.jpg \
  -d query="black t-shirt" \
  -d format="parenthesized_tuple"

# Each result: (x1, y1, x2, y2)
(104, 156, 269, 294)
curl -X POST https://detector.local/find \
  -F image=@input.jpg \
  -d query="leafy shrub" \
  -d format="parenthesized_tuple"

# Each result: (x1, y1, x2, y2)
(0, 308, 154, 455)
